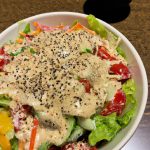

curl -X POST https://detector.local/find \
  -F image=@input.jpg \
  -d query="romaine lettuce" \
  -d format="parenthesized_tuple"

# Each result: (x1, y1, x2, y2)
(0, 95, 11, 108)
(88, 113, 121, 146)
(117, 79, 137, 126)
(10, 136, 18, 150)
(116, 46, 126, 59)
(87, 15, 107, 38)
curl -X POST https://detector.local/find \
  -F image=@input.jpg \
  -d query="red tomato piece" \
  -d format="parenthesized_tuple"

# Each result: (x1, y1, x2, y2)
(109, 63, 131, 80)
(97, 46, 116, 61)
(79, 79, 91, 93)
(0, 47, 5, 55)
(0, 47, 10, 71)
(101, 90, 126, 116)
(90, 147, 98, 150)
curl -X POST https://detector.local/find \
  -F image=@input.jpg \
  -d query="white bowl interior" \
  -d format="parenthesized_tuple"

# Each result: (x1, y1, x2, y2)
(0, 12, 148, 150)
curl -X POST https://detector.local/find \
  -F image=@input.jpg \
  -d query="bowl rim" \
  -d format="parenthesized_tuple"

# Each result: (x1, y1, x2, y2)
(0, 12, 148, 150)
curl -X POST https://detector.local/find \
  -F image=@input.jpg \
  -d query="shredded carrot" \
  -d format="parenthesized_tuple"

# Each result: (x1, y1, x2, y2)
(33, 22, 39, 28)
(16, 38, 23, 44)
(55, 25, 64, 29)
(18, 140, 25, 150)
(67, 23, 95, 35)
(29, 118, 39, 150)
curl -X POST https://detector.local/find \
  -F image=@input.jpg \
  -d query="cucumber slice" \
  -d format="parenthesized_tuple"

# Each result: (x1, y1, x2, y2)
(68, 125, 85, 142)
(77, 117, 96, 131)
(38, 142, 51, 150)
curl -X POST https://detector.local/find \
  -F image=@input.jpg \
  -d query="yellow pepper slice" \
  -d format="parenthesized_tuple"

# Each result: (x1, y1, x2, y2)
(0, 111, 13, 135)
(0, 134, 11, 150)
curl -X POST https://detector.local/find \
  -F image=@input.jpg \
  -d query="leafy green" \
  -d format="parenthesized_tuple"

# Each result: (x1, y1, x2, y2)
(38, 142, 51, 150)
(122, 79, 136, 95)
(116, 46, 126, 59)
(117, 79, 137, 126)
(68, 125, 85, 142)
(0, 95, 11, 108)
(80, 48, 92, 54)
(88, 113, 121, 146)
(10, 47, 26, 56)
(87, 14, 107, 38)
(19, 23, 31, 39)
(23, 23, 30, 34)
(30, 48, 36, 54)
(10, 136, 18, 150)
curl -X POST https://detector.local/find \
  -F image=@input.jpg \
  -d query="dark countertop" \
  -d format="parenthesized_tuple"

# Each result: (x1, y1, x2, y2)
(0, 0, 150, 149)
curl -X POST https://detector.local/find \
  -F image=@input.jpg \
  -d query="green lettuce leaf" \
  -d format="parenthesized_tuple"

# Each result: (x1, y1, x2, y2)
(116, 46, 126, 59)
(87, 15, 107, 38)
(88, 113, 121, 146)
(19, 23, 31, 39)
(10, 136, 18, 150)
(117, 79, 137, 126)
(23, 23, 30, 34)
(0, 95, 11, 108)
(122, 79, 136, 95)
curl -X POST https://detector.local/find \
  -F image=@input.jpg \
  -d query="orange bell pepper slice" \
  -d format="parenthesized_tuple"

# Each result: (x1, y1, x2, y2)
(67, 23, 95, 35)
(29, 118, 39, 150)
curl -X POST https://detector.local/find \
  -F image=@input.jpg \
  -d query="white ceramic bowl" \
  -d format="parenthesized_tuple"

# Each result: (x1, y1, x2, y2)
(0, 12, 148, 150)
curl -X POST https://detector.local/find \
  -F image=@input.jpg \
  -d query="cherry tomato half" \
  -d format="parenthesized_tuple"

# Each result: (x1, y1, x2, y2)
(109, 63, 131, 80)
(79, 79, 91, 93)
(101, 90, 126, 116)
(97, 46, 116, 61)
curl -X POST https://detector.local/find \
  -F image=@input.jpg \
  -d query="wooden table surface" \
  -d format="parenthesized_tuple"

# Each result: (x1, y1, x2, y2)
(0, 0, 149, 149)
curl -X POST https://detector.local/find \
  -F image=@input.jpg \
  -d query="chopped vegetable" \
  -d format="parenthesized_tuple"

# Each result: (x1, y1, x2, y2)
(0, 134, 11, 150)
(0, 47, 10, 71)
(117, 79, 137, 126)
(67, 23, 95, 35)
(0, 111, 13, 135)
(16, 38, 23, 44)
(0, 95, 11, 108)
(18, 140, 25, 150)
(29, 118, 39, 150)
(88, 113, 121, 146)
(77, 117, 95, 131)
(10, 47, 26, 56)
(109, 63, 131, 80)
(122, 79, 136, 95)
(116, 46, 126, 58)
(23, 23, 31, 34)
(79, 79, 91, 93)
(97, 46, 116, 61)
(38, 142, 51, 150)
(30, 48, 36, 54)
(87, 15, 107, 38)
(101, 90, 126, 116)
(67, 125, 85, 142)
(10, 136, 18, 150)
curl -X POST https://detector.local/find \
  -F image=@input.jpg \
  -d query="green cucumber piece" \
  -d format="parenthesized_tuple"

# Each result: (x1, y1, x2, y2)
(68, 125, 85, 142)
(77, 117, 95, 131)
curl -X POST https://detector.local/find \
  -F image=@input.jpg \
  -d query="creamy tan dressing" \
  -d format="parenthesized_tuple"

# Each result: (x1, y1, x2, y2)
(0, 29, 124, 148)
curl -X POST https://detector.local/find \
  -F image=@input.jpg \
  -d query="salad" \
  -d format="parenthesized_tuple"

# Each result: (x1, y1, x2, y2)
(0, 15, 137, 150)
